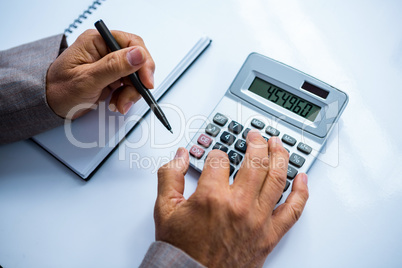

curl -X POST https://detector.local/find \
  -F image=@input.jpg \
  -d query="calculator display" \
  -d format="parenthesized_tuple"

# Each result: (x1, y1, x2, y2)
(248, 77, 321, 122)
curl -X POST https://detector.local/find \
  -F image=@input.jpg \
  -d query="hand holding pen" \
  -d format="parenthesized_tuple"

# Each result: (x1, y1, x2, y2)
(95, 19, 173, 133)
(46, 23, 161, 126)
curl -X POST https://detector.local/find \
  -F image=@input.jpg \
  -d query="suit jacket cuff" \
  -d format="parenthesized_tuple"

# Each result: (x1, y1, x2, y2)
(139, 241, 206, 268)
(0, 34, 67, 144)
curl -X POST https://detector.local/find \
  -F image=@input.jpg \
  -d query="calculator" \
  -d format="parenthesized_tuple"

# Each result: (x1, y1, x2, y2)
(186, 53, 348, 205)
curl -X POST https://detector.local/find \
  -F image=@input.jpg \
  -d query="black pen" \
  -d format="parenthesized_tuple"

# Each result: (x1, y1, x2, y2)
(94, 19, 173, 134)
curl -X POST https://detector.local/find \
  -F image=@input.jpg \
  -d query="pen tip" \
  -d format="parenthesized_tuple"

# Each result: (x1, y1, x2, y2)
(169, 129, 173, 134)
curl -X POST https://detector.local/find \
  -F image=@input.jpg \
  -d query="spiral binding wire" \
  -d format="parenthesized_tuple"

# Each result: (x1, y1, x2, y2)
(64, 0, 105, 35)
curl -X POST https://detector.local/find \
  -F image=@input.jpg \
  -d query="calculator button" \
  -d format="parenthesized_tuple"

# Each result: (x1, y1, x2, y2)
(265, 126, 280, 136)
(251, 118, 265, 129)
(197, 134, 213, 148)
(234, 139, 247, 154)
(213, 113, 228, 126)
(189, 145, 205, 159)
(287, 166, 298, 180)
(228, 150, 243, 165)
(220, 131, 236, 145)
(205, 123, 221, 137)
(297, 142, 312, 155)
(242, 128, 251, 139)
(263, 136, 269, 142)
(228, 121, 244, 134)
(230, 165, 235, 176)
(282, 134, 296, 146)
(213, 142, 229, 153)
(283, 180, 290, 192)
(289, 153, 306, 168)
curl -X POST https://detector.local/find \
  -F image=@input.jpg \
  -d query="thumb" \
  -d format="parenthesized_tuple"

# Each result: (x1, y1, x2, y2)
(271, 173, 309, 237)
(89, 46, 146, 89)
(157, 147, 190, 202)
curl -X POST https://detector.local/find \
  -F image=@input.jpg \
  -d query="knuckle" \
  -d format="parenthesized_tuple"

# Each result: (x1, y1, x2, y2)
(288, 201, 304, 222)
(300, 186, 310, 202)
(80, 29, 97, 39)
(232, 202, 251, 219)
(268, 168, 286, 191)
(231, 191, 254, 219)
(157, 162, 172, 177)
(270, 151, 289, 171)
(125, 32, 145, 46)
(207, 191, 224, 206)
(285, 194, 308, 223)
(269, 165, 285, 181)
(231, 203, 266, 233)
(195, 190, 227, 209)
(269, 167, 285, 182)
(85, 29, 97, 35)
(134, 35, 144, 44)
(157, 163, 184, 184)
(105, 52, 124, 73)
(246, 154, 270, 171)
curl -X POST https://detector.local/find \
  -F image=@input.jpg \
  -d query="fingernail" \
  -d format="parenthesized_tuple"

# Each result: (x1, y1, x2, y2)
(301, 173, 308, 185)
(174, 147, 185, 159)
(123, 102, 133, 115)
(246, 129, 260, 140)
(150, 70, 155, 88)
(108, 103, 117, 112)
(127, 47, 144, 66)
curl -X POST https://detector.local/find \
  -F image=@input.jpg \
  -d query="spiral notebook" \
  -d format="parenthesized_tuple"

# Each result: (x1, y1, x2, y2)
(32, 0, 211, 179)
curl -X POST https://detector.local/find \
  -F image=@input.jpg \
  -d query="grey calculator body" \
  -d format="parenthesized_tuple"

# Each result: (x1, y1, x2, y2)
(186, 53, 348, 205)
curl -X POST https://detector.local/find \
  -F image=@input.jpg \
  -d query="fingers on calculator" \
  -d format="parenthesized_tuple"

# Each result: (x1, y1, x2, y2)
(187, 112, 314, 206)
(272, 172, 309, 232)
(233, 130, 270, 197)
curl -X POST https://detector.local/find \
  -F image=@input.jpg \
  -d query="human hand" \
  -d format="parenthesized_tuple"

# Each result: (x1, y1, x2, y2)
(155, 130, 309, 267)
(46, 29, 155, 119)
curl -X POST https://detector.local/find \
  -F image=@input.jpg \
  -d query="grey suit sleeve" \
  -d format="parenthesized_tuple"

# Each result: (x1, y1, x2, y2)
(0, 34, 67, 144)
(139, 241, 206, 268)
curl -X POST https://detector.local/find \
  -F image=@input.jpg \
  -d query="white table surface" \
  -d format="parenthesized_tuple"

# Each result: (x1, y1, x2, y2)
(1, 0, 402, 267)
